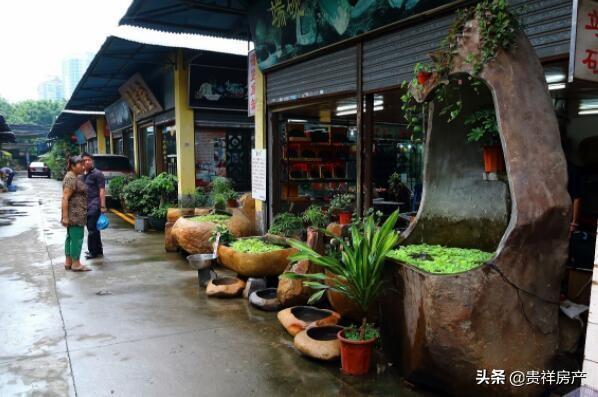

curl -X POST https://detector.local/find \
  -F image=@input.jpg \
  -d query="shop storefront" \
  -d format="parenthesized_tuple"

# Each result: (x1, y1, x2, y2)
(189, 53, 253, 191)
(249, 0, 575, 223)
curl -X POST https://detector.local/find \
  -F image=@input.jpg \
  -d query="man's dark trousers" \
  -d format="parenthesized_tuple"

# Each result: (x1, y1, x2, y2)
(87, 206, 103, 256)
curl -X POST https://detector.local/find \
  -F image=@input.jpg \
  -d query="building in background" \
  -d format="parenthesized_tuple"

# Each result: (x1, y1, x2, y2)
(62, 53, 93, 99)
(37, 77, 64, 101)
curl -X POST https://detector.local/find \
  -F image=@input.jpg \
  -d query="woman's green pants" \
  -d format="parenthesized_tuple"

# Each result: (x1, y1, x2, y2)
(65, 226, 84, 260)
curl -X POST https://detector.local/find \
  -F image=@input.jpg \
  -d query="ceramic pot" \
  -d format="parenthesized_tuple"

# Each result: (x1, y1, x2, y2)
(338, 211, 352, 225)
(294, 325, 343, 361)
(338, 329, 376, 376)
(482, 145, 505, 173)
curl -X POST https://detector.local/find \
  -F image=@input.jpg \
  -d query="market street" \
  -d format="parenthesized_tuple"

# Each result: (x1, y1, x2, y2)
(0, 174, 419, 397)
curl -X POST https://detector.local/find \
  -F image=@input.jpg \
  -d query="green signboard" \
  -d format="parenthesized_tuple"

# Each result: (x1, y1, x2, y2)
(249, 0, 458, 70)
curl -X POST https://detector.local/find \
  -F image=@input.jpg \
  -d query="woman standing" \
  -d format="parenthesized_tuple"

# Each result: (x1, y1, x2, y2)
(61, 156, 92, 272)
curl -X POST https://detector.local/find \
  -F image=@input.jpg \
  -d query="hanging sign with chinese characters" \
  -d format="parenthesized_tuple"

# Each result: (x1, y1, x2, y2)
(248, 50, 257, 117)
(569, 0, 598, 83)
(119, 74, 163, 119)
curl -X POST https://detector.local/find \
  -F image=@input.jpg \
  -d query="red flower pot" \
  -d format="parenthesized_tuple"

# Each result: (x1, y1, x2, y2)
(337, 330, 377, 376)
(482, 145, 505, 173)
(417, 71, 432, 85)
(227, 199, 238, 208)
(338, 211, 352, 225)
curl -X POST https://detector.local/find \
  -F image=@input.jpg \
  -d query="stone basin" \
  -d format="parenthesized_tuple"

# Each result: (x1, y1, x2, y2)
(249, 288, 281, 311)
(217, 236, 298, 278)
(293, 325, 344, 361)
(277, 306, 341, 336)
(205, 277, 246, 298)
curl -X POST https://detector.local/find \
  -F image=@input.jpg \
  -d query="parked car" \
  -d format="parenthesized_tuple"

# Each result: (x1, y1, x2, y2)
(28, 161, 51, 178)
(92, 154, 134, 200)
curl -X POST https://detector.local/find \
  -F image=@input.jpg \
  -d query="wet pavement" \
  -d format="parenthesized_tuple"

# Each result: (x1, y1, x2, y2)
(0, 174, 427, 397)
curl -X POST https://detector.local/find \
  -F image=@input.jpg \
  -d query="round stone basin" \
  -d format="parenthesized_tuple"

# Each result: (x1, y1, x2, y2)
(277, 306, 341, 336)
(306, 325, 343, 341)
(249, 287, 281, 312)
(212, 277, 239, 286)
(206, 277, 246, 298)
(291, 306, 332, 322)
(293, 325, 344, 361)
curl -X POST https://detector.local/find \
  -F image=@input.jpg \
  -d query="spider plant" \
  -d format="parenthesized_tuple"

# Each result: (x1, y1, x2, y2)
(282, 210, 400, 339)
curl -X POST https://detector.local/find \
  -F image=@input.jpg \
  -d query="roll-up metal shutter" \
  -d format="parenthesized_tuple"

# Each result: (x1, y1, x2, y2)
(266, 46, 357, 105)
(363, 0, 572, 93)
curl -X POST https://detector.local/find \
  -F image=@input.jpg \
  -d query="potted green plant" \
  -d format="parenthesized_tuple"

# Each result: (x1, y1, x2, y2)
(107, 175, 132, 209)
(268, 212, 305, 239)
(224, 190, 239, 208)
(210, 177, 237, 210)
(329, 194, 354, 225)
(464, 109, 504, 173)
(302, 205, 329, 230)
(148, 204, 171, 231)
(122, 176, 159, 232)
(283, 211, 400, 375)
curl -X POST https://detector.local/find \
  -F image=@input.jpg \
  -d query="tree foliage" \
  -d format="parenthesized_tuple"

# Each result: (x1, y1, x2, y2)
(0, 97, 65, 127)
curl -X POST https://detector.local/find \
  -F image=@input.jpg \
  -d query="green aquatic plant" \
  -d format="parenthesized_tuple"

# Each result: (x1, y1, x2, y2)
(230, 238, 284, 254)
(387, 244, 493, 274)
(188, 214, 231, 225)
(209, 224, 235, 246)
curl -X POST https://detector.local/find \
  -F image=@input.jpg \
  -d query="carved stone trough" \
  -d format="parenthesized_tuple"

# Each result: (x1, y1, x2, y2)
(380, 20, 570, 397)
(217, 236, 298, 278)
(168, 195, 256, 254)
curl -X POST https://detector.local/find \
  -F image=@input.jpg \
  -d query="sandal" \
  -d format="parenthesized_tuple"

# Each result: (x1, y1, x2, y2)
(65, 265, 72, 270)
(71, 266, 92, 272)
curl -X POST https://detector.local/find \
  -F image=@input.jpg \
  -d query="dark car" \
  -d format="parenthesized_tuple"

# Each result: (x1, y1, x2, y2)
(28, 161, 51, 178)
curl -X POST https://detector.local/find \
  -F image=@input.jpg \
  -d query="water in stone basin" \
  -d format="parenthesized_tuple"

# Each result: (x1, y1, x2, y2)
(307, 326, 344, 341)
(291, 306, 331, 322)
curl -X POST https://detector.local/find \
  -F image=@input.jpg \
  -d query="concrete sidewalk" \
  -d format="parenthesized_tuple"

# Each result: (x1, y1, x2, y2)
(0, 175, 426, 397)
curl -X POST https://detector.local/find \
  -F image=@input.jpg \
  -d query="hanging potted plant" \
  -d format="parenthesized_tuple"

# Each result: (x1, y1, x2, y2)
(464, 108, 504, 173)
(414, 63, 432, 85)
(283, 211, 400, 375)
(329, 194, 354, 225)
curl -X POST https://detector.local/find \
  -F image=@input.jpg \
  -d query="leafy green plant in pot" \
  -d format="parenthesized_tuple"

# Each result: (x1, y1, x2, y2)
(268, 212, 305, 239)
(282, 211, 400, 376)
(223, 190, 239, 208)
(122, 177, 159, 216)
(464, 108, 504, 173)
(210, 177, 236, 210)
(148, 204, 172, 231)
(302, 205, 329, 230)
(329, 194, 355, 225)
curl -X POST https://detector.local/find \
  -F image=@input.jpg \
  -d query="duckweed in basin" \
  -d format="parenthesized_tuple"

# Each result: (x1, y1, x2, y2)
(188, 214, 231, 224)
(230, 238, 284, 254)
(387, 244, 494, 274)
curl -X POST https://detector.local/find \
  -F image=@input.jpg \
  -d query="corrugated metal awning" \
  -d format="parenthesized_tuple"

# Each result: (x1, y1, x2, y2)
(119, 0, 250, 40)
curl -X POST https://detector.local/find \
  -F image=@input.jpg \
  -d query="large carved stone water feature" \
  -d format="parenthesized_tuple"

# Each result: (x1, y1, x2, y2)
(381, 20, 570, 397)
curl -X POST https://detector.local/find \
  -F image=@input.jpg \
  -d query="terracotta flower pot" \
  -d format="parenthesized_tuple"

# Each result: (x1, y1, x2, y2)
(482, 145, 505, 173)
(337, 329, 376, 376)
(417, 71, 432, 85)
(338, 211, 352, 225)
(227, 199, 238, 208)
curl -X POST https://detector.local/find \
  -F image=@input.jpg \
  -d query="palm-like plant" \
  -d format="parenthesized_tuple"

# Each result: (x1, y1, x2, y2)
(283, 210, 400, 339)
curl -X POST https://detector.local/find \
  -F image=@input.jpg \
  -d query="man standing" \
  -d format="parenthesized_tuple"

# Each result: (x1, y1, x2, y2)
(81, 153, 106, 259)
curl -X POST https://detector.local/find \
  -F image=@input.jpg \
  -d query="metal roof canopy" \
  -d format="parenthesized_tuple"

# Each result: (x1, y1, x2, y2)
(49, 36, 179, 138)
(119, 0, 249, 40)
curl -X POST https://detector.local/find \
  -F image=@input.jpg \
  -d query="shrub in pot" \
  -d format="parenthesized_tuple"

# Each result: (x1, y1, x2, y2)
(122, 176, 159, 217)
(283, 211, 400, 375)
(148, 205, 171, 231)
(464, 108, 504, 173)
(329, 194, 354, 225)
(107, 175, 133, 209)
(210, 177, 236, 210)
